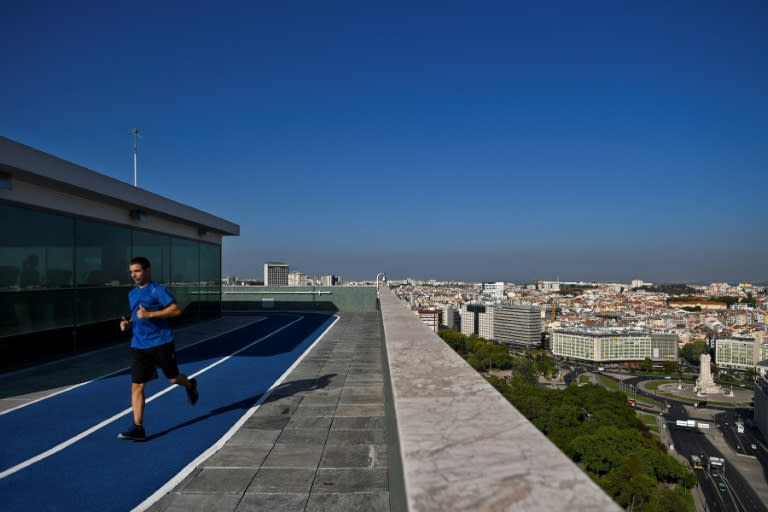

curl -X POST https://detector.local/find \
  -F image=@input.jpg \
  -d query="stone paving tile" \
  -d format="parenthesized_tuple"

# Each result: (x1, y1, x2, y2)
(226, 428, 281, 446)
(277, 428, 330, 446)
(241, 415, 291, 430)
(245, 468, 316, 493)
(292, 404, 337, 417)
(326, 428, 386, 445)
(261, 443, 324, 468)
(305, 492, 390, 512)
(235, 493, 308, 512)
(345, 377, 384, 386)
(256, 396, 302, 416)
(285, 414, 333, 430)
(335, 404, 384, 417)
(299, 395, 342, 406)
(331, 416, 385, 430)
(182, 467, 257, 493)
(157, 492, 242, 512)
(203, 444, 272, 468)
(338, 389, 384, 404)
(320, 444, 388, 469)
(312, 468, 388, 493)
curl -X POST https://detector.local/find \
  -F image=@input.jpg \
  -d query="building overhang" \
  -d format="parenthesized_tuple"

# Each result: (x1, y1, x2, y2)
(0, 136, 239, 240)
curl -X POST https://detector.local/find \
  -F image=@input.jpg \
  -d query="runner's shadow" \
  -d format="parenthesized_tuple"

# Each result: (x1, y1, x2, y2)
(146, 374, 337, 441)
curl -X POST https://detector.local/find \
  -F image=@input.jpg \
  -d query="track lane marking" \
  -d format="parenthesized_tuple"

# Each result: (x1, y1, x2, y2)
(0, 317, 267, 417)
(0, 315, 303, 480)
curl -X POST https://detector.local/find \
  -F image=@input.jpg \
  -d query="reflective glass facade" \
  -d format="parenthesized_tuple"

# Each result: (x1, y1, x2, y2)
(1, 202, 222, 362)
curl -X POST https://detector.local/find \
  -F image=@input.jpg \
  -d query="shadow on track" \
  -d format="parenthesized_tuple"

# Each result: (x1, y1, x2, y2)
(145, 374, 337, 441)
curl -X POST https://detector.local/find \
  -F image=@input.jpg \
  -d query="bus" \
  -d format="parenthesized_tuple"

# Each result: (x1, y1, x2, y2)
(690, 455, 703, 470)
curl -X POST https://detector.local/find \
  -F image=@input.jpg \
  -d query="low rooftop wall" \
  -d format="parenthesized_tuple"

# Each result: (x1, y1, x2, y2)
(222, 285, 378, 312)
(379, 287, 620, 511)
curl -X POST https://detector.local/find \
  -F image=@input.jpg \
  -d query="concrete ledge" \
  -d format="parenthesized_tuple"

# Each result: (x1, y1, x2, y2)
(379, 288, 621, 512)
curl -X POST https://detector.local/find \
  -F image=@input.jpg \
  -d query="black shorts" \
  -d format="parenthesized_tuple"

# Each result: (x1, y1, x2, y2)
(130, 342, 180, 384)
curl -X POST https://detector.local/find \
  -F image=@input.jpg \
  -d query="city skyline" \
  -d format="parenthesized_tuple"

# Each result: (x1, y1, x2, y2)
(2, 2, 766, 283)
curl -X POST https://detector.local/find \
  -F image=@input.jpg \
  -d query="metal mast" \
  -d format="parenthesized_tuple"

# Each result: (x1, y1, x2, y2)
(130, 128, 140, 187)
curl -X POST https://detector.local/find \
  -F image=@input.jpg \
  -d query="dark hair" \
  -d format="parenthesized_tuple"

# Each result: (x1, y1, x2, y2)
(130, 256, 151, 269)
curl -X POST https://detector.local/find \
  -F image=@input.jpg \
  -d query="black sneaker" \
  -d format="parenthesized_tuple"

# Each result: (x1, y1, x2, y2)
(118, 424, 146, 441)
(186, 378, 199, 405)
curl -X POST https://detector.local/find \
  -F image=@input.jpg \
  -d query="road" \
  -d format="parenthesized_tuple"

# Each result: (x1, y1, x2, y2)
(619, 375, 768, 512)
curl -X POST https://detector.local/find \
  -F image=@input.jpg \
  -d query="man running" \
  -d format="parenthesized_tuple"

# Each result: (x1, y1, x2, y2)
(118, 256, 199, 441)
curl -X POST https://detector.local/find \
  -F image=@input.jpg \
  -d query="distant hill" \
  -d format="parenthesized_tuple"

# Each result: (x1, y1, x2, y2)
(637, 284, 699, 295)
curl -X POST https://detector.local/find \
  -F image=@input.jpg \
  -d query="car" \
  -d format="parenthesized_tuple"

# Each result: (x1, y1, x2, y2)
(752, 443, 758, 450)
(718, 481, 727, 492)
(711, 469, 719, 477)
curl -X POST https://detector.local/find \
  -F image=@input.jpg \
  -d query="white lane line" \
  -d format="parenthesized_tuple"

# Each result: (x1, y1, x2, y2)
(0, 315, 304, 480)
(0, 317, 268, 416)
(133, 314, 340, 512)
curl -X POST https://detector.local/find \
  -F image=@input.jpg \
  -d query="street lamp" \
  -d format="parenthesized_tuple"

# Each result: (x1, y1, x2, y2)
(376, 272, 386, 298)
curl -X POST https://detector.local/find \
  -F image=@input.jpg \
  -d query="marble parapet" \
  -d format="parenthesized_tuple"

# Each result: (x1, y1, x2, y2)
(379, 287, 621, 512)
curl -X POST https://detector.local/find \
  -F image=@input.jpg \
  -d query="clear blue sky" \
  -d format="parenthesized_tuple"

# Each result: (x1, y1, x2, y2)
(2, 1, 766, 283)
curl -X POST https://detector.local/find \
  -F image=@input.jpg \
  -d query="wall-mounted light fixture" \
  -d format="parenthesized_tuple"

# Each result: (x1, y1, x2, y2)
(0, 172, 12, 190)
(129, 209, 148, 222)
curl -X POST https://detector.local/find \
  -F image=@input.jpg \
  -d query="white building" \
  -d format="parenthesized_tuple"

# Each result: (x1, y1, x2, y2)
(482, 282, 505, 301)
(715, 336, 762, 370)
(439, 305, 455, 329)
(264, 262, 289, 287)
(552, 329, 677, 363)
(460, 303, 495, 340)
(288, 271, 309, 286)
(319, 274, 341, 286)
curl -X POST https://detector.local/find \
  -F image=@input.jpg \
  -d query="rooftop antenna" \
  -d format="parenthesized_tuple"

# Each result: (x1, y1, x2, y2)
(130, 128, 140, 187)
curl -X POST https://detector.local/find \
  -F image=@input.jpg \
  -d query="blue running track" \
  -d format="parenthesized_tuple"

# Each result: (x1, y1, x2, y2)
(0, 312, 336, 512)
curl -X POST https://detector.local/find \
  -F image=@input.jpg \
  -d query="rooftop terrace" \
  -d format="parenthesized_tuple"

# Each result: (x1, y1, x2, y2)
(0, 286, 619, 511)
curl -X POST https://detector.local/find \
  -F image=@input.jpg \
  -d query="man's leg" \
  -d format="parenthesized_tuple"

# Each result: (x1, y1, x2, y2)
(131, 382, 145, 426)
(169, 373, 199, 405)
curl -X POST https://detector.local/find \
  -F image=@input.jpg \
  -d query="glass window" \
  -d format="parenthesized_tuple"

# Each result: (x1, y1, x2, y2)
(199, 242, 221, 314)
(171, 237, 199, 314)
(132, 230, 171, 284)
(75, 219, 131, 324)
(0, 203, 76, 336)
(75, 219, 132, 287)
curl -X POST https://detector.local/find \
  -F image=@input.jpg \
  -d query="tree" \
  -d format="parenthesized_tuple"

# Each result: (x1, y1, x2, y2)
(662, 361, 677, 374)
(601, 455, 657, 509)
(680, 341, 708, 366)
(640, 357, 653, 373)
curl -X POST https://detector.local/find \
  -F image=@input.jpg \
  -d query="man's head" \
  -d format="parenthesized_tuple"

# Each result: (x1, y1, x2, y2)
(129, 256, 152, 286)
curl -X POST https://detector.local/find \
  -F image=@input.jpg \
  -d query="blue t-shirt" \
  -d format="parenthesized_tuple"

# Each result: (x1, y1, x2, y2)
(129, 281, 176, 349)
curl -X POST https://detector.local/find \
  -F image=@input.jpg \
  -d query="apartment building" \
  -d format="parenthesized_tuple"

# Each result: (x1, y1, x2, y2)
(460, 303, 494, 339)
(494, 304, 542, 348)
(418, 309, 440, 333)
(715, 336, 762, 370)
(552, 329, 678, 363)
(264, 261, 289, 286)
(288, 271, 309, 286)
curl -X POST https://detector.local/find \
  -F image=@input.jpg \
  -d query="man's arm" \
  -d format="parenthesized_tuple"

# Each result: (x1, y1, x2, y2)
(136, 302, 181, 320)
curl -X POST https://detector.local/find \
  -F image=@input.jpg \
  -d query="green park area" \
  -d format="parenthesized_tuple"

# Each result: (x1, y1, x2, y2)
(438, 329, 696, 512)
